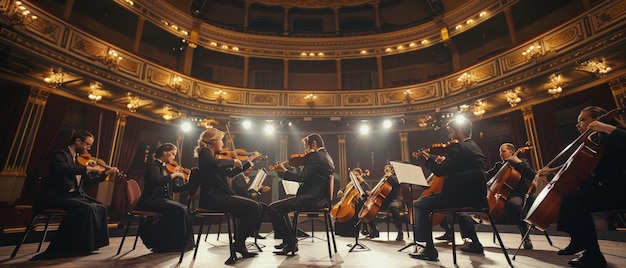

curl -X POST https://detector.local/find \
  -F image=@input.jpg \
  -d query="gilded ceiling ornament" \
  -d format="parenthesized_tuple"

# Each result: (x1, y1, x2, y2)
(249, 0, 380, 9)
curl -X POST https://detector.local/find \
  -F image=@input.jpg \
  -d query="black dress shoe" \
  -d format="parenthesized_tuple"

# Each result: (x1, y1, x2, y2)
(273, 245, 298, 255)
(254, 233, 267, 239)
(558, 242, 584, 255)
(361, 229, 370, 236)
(409, 246, 439, 261)
(234, 243, 258, 258)
(523, 238, 533, 250)
(568, 251, 607, 267)
(435, 232, 453, 241)
(367, 230, 380, 238)
(460, 242, 484, 254)
(274, 242, 288, 249)
(396, 232, 404, 241)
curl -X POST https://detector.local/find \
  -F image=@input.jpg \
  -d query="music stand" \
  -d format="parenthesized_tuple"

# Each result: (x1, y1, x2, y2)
(346, 168, 370, 252)
(247, 169, 268, 251)
(389, 161, 429, 253)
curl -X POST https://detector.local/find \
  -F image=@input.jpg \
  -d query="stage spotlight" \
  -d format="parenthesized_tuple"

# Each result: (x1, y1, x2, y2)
(359, 125, 370, 134)
(242, 119, 252, 129)
(180, 121, 192, 132)
(264, 124, 275, 135)
(382, 119, 393, 129)
(454, 114, 467, 124)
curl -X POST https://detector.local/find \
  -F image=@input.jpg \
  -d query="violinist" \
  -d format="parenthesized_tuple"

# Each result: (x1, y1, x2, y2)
(485, 143, 536, 249)
(194, 128, 263, 259)
(537, 106, 626, 267)
(232, 167, 271, 239)
(268, 133, 335, 255)
(410, 118, 487, 261)
(135, 143, 194, 253)
(36, 130, 119, 259)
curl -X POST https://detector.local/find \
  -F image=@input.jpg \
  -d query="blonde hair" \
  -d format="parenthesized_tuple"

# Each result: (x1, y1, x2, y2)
(194, 128, 225, 157)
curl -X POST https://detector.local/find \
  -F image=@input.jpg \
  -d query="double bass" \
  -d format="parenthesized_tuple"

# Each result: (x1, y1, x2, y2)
(331, 169, 369, 222)
(525, 101, 626, 231)
(481, 143, 533, 223)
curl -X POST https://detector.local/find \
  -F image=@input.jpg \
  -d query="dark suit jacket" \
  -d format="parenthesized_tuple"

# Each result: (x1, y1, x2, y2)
(232, 173, 253, 198)
(585, 126, 626, 207)
(137, 160, 187, 208)
(42, 147, 106, 206)
(278, 148, 335, 201)
(424, 139, 486, 207)
(197, 147, 252, 205)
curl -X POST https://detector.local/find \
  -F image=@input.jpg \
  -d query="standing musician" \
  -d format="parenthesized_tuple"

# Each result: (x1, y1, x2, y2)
(536, 106, 626, 267)
(232, 167, 271, 239)
(37, 130, 119, 258)
(378, 164, 405, 240)
(268, 133, 335, 255)
(194, 128, 263, 259)
(485, 143, 536, 249)
(335, 168, 380, 237)
(135, 143, 194, 253)
(410, 118, 487, 261)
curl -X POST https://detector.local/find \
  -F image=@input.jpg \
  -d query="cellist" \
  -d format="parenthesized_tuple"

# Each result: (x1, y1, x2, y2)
(485, 143, 536, 249)
(410, 117, 487, 261)
(536, 106, 626, 268)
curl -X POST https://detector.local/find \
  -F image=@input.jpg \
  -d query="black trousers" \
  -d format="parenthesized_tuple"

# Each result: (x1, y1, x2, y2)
(268, 194, 326, 245)
(413, 194, 482, 246)
(200, 195, 262, 244)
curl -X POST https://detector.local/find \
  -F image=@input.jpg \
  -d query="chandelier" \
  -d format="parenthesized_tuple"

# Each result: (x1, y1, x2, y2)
(457, 72, 476, 88)
(472, 100, 486, 117)
(522, 44, 544, 61)
(304, 93, 317, 107)
(88, 81, 103, 103)
(214, 89, 227, 104)
(505, 88, 522, 107)
(43, 67, 64, 88)
(126, 93, 140, 112)
(578, 59, 611, 78)
(170, 75, 183, 92)
(101, 49, 122, 69)
(2, 1, 37, 27)
(547, 74, 563, 98)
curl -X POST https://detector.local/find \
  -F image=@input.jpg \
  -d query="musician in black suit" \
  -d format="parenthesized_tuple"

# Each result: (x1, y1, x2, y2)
(232, 167, 271, 239)
(268, 133, 335, 255)
(135, 143, 194, 253)
(195, 128, 263, 259)
(537, 106, 626, 267)
(410, 118, 487, 261)
(377, 164, 405, 241)
(37, 130, 119, 258)
(485, 143, 537, 249)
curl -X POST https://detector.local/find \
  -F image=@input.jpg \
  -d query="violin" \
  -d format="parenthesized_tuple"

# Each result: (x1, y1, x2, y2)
(412, 140, 459, 160)
(268, 150, 314, 171)
(216, 147, 267, 161)
(165, 160, 190, 186)
(76, 152, 125, 177)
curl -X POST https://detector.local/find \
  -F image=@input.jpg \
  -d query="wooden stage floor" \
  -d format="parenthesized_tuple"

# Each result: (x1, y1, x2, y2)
(1, 226, 626, 267)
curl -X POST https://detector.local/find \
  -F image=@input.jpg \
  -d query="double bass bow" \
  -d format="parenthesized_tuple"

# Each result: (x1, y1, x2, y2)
(525, 100, 626, 231)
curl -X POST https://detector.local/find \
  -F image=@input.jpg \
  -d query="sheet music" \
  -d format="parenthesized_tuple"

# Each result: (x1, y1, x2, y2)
(281, 180, 301, 195)
(348, 168, 366, 197)
(247, 168, 267, 193)
(390, 161, 429, 186)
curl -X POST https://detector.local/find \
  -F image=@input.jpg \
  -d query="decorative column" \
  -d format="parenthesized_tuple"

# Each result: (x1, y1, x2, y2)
(0, 86, 50, 205)
(62, 0, 75, 20)
(132, 17, 145, 53)
(182, 22, 200, 75)
(337, 135, 347, 186)
(336, 59, 342, 89)
(243, 56, 250, 87)
(273, 134, 289, 201)
(243, 2, 250, 29)
(504, 7, 518, 46)
(332, 7, 340, 34)
(96, 111, 127, 205)
(399, 132, 410, 162)
(376, 56, 383, 88)
(521, 106, 542, 169)
(373, 4, 381, 31)
(283, 7, 290, 35)
(283, 59, 289, 89)
(608, 75, 626, 107)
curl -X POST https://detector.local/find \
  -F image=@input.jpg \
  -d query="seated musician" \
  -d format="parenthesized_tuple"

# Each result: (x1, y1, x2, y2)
(536, 106, 626, 267)
(232, 167, 271, 239)
(378, 164, 405, 241)
(268, 133, 335, 255)
(485, 143, 537, 249)
(36, 130, 119, 259)
(410, 118, 487, 261)
(135, 143, 194, 253)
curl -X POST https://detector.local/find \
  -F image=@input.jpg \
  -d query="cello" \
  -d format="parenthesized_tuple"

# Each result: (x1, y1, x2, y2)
(330, 169, 369, 222)
(358, 175, 392, 223)
(525, 101, 626, 231)
(481, 143, 533, 223)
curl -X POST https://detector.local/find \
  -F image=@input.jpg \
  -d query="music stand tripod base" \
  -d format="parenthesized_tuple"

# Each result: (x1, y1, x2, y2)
(348, 220, 370, 252)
